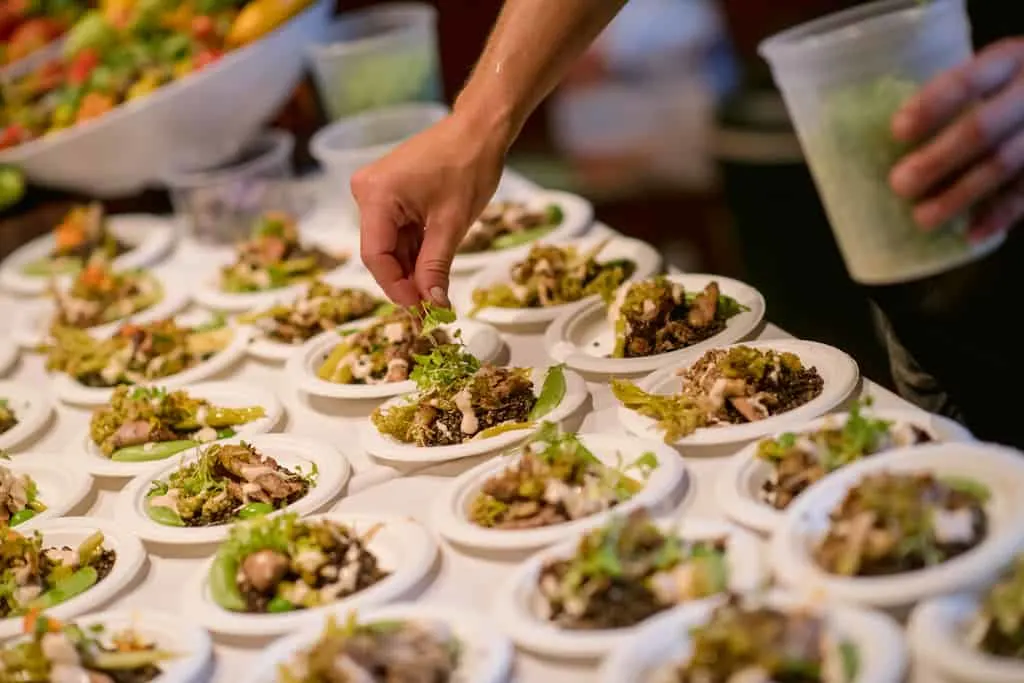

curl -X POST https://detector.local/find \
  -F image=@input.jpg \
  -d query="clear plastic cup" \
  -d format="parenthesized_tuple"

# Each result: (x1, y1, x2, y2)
(165, 130, 297, 245)
(310, 102, 449, 225)
(760, 0, 1004, 285)
(307, 3, 442, 122)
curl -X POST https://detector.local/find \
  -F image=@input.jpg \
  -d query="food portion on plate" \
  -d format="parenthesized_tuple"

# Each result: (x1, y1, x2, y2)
(470, 422, 654, 530)
(0, 613, 175, 683)
(458, 200, 565, 254)
(46, 317, 233, 388)
(0, 399, 16, 435)
(144, 442, 316, 528)
(470, 241, 635, 313)
(276, 614, 460, 682)
(651, 595, 859, 683)
(0, 527, 115, 618)
(220, 213, 347, 294)
(89, 385, 266, 462)
(18, 204, 128, 278)
(757, 400, 935, 510)
(208, 513, 388, 614)
(50, 260, 163, 330)
(814, 472, 988, 577)
(967, 553, 1024, 659)
(240, 279, 386, 346)
(608, 277, 747, 359)
(613, 346, 825, 442)
(535, 510, 727, 630)
(0, 466, 46, 527)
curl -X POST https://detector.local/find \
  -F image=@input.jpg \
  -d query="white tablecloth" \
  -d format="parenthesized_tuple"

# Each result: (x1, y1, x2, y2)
(0, 225, 939, 682)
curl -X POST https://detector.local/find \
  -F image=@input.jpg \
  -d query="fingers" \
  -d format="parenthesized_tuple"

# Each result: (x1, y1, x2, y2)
(893, 38, 1024, 143)
(355, 182, 421, 306)
(969, 174, 1024, 241)
(414, 207, 468, 307)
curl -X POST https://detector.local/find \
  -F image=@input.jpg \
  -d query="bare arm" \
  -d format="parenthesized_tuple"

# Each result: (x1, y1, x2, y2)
(353, 0, 626, 306)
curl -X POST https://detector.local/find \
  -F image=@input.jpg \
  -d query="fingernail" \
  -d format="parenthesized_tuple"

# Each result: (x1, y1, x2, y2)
(429, 286, 449, 307)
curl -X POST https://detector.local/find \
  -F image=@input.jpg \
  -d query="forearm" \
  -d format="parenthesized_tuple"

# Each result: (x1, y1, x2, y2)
(453, 0, 626, 149)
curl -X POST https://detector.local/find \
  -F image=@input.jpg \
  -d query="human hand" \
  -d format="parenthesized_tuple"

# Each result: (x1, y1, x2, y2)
(890, 38, 1024, 241)
(351, 112, 509, 307)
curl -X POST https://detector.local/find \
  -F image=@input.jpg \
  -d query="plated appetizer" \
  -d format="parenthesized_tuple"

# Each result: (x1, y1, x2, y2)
(0, 382, 54, 452)
(459, 201, 565, 254)
(49, 260, 163, 331)
(614, 345, 825, 442)
(0, 465, 45, 527)
(90, 385, 266, 463)
(969, 554, 1024, 658)
(18, 204, 127, 278)
(144, 442, 316, 528)
(220, 213, 347, 294)
(0, 398, 16, 435)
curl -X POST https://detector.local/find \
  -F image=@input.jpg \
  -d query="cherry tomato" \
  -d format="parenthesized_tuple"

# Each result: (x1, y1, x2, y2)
(0, 124, 29, 151)
(192, 49, 222, 71)
(66, 47, 100, 86)
(191, 14, 215, 40)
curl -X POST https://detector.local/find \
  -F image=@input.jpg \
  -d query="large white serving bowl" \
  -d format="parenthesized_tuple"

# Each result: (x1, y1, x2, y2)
(0, 0, 330, 197)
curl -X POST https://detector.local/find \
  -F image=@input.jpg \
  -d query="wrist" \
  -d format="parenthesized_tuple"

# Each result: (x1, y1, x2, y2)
(452, 83, 523, 155)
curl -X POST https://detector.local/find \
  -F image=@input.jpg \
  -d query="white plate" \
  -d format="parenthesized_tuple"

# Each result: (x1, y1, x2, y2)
(11, 271, 190, 349)
(49, 322, 252, 407)
(0, 380, 54, 452)
(78, 381, 284, 479)
(617, 339, 860, 447)
(0, 517, 147, 639)
(114, 434, 349, 545)
(0, 341, 17, 376)
(431, 433, 687, 551)
(1, 460, 92, 528)
(600, 591, 907, 683)
(770, 442, 1024, 608)
(246, 603, 513, 683)
(544, 273, 766, 375)
(492, 517, 766, 659)
(456, 234, 663, 325)
(0, 214, 176, 296)
(909, 593, 1023, 683)
(362, 366, 589, 463)
(717, 409, 975, 534)
(450, 191, 594, 273)
(288, 320, 505, 400)
(182, 513, 438, 636)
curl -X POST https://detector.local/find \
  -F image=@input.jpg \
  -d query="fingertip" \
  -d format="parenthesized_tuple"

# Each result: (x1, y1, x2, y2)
(889, 162, 915, 198)
(891, 106, 917, 142)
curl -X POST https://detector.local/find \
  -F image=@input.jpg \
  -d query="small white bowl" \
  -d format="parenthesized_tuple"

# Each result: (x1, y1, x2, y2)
(246, 603, 513, 683)
(770, 442, 1024, 608)
(717, 408, 975, 534)
(431, 432, 687, 551)
(77, 380, 284, 479)
(114, 434, 349, 545)
(287, 319, 505, 400)
(600, 591, 907, 683)
(450, 190, 594, 273)
(361, 366, 589, 463)
(2, 460, 93, 528)
(617, 339, 860, 447)
(909, 592, 1024, 683)
(544, 273, 766, 376)
(492, 517, 766, 659)
(457, 234, 663, 326)
(0, 214, 175, 296)
(0, 380, 54, 452)
(0, 517, 147, 639)
(182, 513, 438, 637)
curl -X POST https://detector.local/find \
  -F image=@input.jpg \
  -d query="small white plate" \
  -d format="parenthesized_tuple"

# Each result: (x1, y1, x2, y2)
(431, 433, 687, 551)
(770, 442, 1024, 608)
(909, 593, 1023, 683)
(0, 380, 54, 452)
(0, 517, 147, 639)
(600, 591, 907, 683)
(0, 341, 17, 376)
(544, 273, 766, 376)
(617, 339, 860, 447)
(2, 460, 93, 527)
(457, 234, 663, 326)
(247, 603, 513, 683)
(362, 366, 589, 463)
(493, 517, 766, 659)
(182, 513, 438, 637)
(114, 434, 350, 545)
(78, 381, 284, 479)
(11, 271, 190, 349)
(49, 322, 252, 407)
(288, 319, 505, 400)
(0, 214, 176, 296)
(717, 408, 975, 534)
(450, 191, 594, 273)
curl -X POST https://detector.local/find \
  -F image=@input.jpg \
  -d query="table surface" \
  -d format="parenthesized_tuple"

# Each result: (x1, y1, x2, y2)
(0, 220, 941, 683)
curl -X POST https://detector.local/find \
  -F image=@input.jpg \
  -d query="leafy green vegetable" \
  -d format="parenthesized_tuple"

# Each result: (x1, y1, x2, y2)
(528, 365, 566, 420)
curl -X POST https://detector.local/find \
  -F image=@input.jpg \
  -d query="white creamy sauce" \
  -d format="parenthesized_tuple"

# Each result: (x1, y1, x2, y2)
(933, 508, 977, 544)
(453, 388, 478, 435)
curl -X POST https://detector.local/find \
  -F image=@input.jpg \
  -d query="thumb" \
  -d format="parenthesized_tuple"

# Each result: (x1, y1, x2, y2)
(414, 208, 465, 307)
